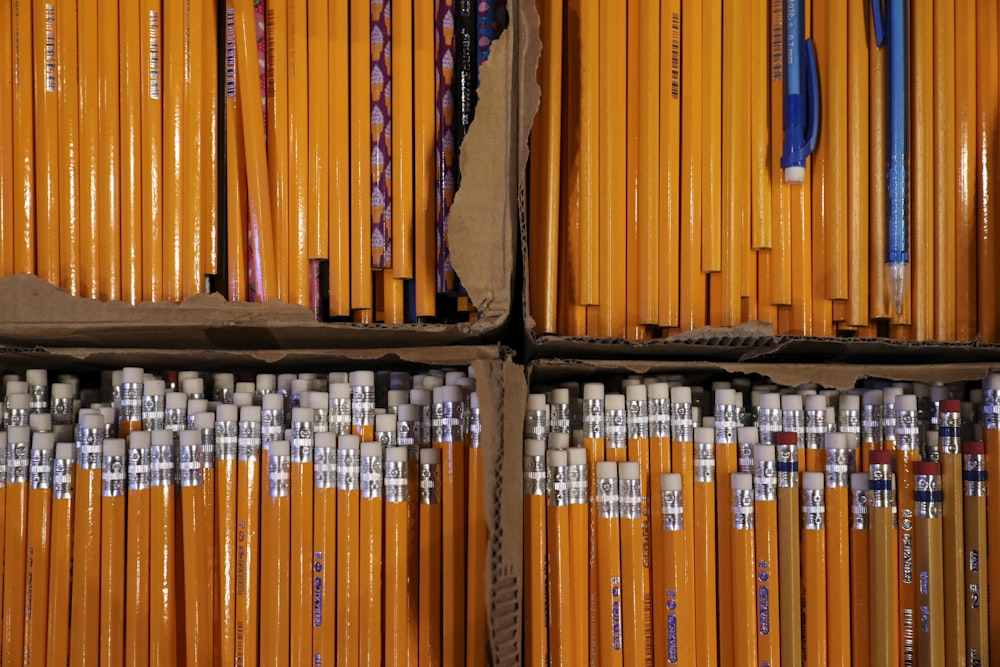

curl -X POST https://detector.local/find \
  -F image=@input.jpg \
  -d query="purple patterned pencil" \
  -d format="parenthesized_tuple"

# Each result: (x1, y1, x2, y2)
(371, 0, 392, 268)
(436, 0, 456, 292)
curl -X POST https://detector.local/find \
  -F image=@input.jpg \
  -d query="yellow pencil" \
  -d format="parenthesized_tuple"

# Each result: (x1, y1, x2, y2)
(915, 461, 946, 665)
(650, 384, 675, 666)
(266, 0, 290, 301)
(149, 428, 178, 666)
(801, 472, 828, 667)
(213, 404, 238, 666)
(32, 0, 59, 288)
(201, 0, 218, 280)
(125, 430, 152, 667)
(692, 426, 718, 667)
(869, 451, 900, 666)
(47, 440, 75, 667)
(962, 441, 989, 666)
(11, 0, 35, 280)
(413, 0, 436, 316)
(161, 0, 184, 302)
(288, 0, 309, 306)
(0, 3, 14, 279)
(824, 433, 855, 667)
(384, 446, 410, 666)
(714, 388, 739, 667)
(523, 437, 547, 667)
(657, 0, 680, 327)
(24, 431, 55, 666)
(260, 440, 291, 667)
(97, 0, 121, 300)
(595, 461, 624, 667)
(307, 0, 330, 265)
(850, 472, 871, 666)
(954, 0, 977, 339)
(178, 430, 209, 666)
(548, 448, 579, 665)
(653, 473, 692, 666)
(434, 385, 467, 664)
(936, 400, 967, 664)
(181, 0, 205, 299)
(701, 0, 722, 275)
(57, 0, 80, 290)
(753, 445, 781, 667)
(349, 0, 373, 318)
(895, 394, 920, 665)
(97, 437, 127, 666)
(467, 392, 489, 667)
(360, 441, 384, 666)
(933, 0, 957, 339)
(976, 0, 999, 341)
(337, 434, 361, 666)
(730, 473, 758, 667)
(418, 446, 443, 666)
(69, 414, 105, 667)
(191, 411, 216, 665)
(327, 0, 351, 315)
(312, 432, 338, 664)
(986, 374, 1000, 649)
(235, 406, 262, 667)
(749, 0, 771, 252)
(224, 0, 247, 302)
(289, 407, 315, 666)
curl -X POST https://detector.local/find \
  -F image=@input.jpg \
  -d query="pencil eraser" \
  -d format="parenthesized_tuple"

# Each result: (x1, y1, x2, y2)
(395, 404, 418, 422)
(235, 381, 256, 394)
(129, 431, 151, 449)
(187, 399, 208, 416)
(328, 372, 349, 385)
(216, 403, 238, 422)
(712, 381, 732, 391)
(307, 392, 329, 411)
(715, 388, 736, 406)
(621, 378, 641, 389)
(165, 392, 187, 411)
(893, 381, 913, 393)
(423, 376, 444, 390)
(618, 462, 640, 480)
(98, 407, 116, 427)
(434, 386, 464, 405)
(409, 389, 430, 406)
(862, 389, 883, 406)
(670, 386, 692, 404)
(102, 437, 126, 456)
(7, 393, 29, 410)
(213, 372, 235, 389)
(844, 472, 868, 493)
(883, 387, 904, 405)
(31, 431, 55, 450)
(734, 394, 745, 408)
(549, 388, 570, 406)
(825, 432, 849, 449)
(583, 383, 605, 400)
(239, 406, 262, 423)
(798, 389, 817, 397)
(327, 382, 349, 400)
(895, 394, 918, 412)
(731, 472, 753, 490)
(80, 413, 104, 430)
(387, 390, 409, 408)
(50, 383, 74, 400)
(290, 379, 311, 397)
(785, 165, 806, 184)
(662, 473, 682, 491)
(775, 432, 798, 446)
(177, 371, 198, 384)
(738, 427, 759, 444)
(178, 430, 201, 447)
(701, 416, 714, 429)
(759, 393, 782, 410)
(805, 395, 827, 411)
(361, 441, 382, 459)
(470, 392, 479, 410)
(290, 407, 313, 425)
(25, 369, 47, 386)
(647, 383, 670, 400)
(55, 442, 75, 460)
(6, 426, 29, 445)
(754, 444, 775, 462)
(939, 399, 961, 413)
(693, 427, 714, 444)
(445, 371, 467, 386)
(963, 440, 985, 455)
(5, 380, 27, 396)
(914, 461, 941, 477)
(605, 393, 626, 411)
(420, 448, 441, 465)
(262, 393, 284, 411)
(375, 413, 397, 432)
(256, 374, 277, 392)
(801, 472, 825, 490)
(269, 440, 291, 458)
(29, 413, 51, 432)
(191, 412, 214, 431)
(524, 439, 546, 457)
(625, 384, 647, 402)
(142, 380, 165, 397)
(527, 393, 548, 411)
(930, 385, 951, 402)
(781, 395, 803, 411)
(567, 447, 587, 466)
(839, 394, 860, 411)
(386, 446, 408, 462)
(548, 433, 570, 450)
(150, 429, 173, 447)
(182, 378, 205, 397)
(546, 449, 568, 468)
(869, 451, 893, 466)
(337, 434, 361, 450)
(315, 432, 337, 449)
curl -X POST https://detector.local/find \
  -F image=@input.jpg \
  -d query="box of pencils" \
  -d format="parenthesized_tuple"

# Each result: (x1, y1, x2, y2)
(0, 0, 533, 337)
(522, 357, 1000, 666)
(0, 345, 525, 666)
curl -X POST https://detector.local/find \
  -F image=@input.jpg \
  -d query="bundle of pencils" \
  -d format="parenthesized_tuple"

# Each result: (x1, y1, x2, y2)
(0, 364, 490, 665)
(526, 371, 1000, 666)
(528, 0, 999, 343)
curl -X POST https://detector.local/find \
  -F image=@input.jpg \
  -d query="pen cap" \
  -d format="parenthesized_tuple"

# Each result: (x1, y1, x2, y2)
(216, 403, 238, 422)
(129, 431, 151, 449)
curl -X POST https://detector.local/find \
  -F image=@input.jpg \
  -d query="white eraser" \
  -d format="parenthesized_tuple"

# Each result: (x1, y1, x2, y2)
(840, 394, 860, 411)
(6, 426, 29, 444)
(883, 387, 904, 405)
(605, 394, 626, 411)
(235, 381, 257, 394)
(270, 440, 291, 458)
(183, 378, 205, 396)
(434, 386, 464, 404)
(386, 446, 408, 462)
(711, 381, 732, 391)
(213, 373, 235, 390)
(150, 429, 173, 447)
(694, 427, 715, 444)
(470, 392, 479, 409)
(548, 433, 570, 450)
(625, 384, 646, 402)
(583, 383, 605, 400)
(670, 386, 692, 404)
(409, 389, 430, 406)
(29, 413, 51, 432)
(55, 442, 76, 459)
(143, 380, 166, 396)
(361, 441, 382, 458)
(754, 444, 775, 462)
(330, 382, 351, 400)
(805, 395, 827, 411)
(191, 412, 213, 431)
(825, 432, 849, 449)
(862, 389, 883, 406)
(80, 413, 104, 429)
(895, 394, 918, 412)
(25, 369, 47, 386)
(423, 376, 444, 390)
(187, 399, 208, 416)
(99, 407, 116, 426)
(738, 427, 759, 444)
(731, 472, 753, 490)
(375, 413, 397, 432)
(179, 430, 201, 447)
(166, 392, 187, 410)
(128, 431, 151, 449)
(550, 388, 570, 405)
(292, 407, 314, 425)
(567, 448, 587, 465)
(781, 395, 803, 411)
(51, 383, 74, 400)
(5, 380, 27, 395)
(715, 388, 736, 406)
(256, 374, 277, 391)
(397, 404, 420, 422)
(759, 393, 781, 410)
(420, 448, 441, 465)
(802, 472, 825, 490)
(216, 403, 238, 422)
(851, 472, 869, 491)
(337, 434, 361, 450)
(524, 439, 546, 457)
(315, 432, 337, 449)
(661, 473, 682, 491)
(240, 406, 262, 423)
(445, 371, 467, 386)
(308, 392, 329, 410)
(31, 431, 56, 450)
(387, 390, 409, 407)
(596, 461, 618, 478)
(177, 371, 198, 384)
(547, 449, 568, 467)
(527, 393, 548, 411)
(291, 379, 311, 396)
(263, 393, 284, 411)
(648, 383, 670, 400)
(785, 165, 806, 184)
(701, 416, 715, 429)
(7, 393, 29, 410)
(618, 462, 640, 480)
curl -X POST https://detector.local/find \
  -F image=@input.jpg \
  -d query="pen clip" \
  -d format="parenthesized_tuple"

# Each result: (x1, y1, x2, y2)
(871, 0, 885, 46)
(781, 38, 821, 167)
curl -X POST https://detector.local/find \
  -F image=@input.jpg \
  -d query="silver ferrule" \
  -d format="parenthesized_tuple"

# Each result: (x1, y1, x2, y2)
(433, 401, 464, 444)
(111, 383, 121, 407)
(7, 407, 28, 428)
(268, 454, 291, 497)
(128, 447, 151, 491)
(757, 407, 782, 445)
(102, 454, 126, 496)
(238, 420, 261, 462)
(984, 389, 1000, 430)
(6, 440, 28, 484)
(360, 452, 383, 499)
(852, 486, 869, 530)
(351, 385, 376, 430)
(626, 399, 649, 440)
(804, 409, 827, 450)
(732, 488, 755, 530)
(419, 404, 432, 446)
(199, 428, 215, 469)
(337, 449, 360, 492)
(755, 460, 777, 502)
(649, 398, 670, 439)
(801, 488, 825, 529)
(150, 445, 174, 487)
(869, 464, 895, 508)
(861, 404, 882, 444)
(419, 460, 441, 505)
(549, 402, 571, 435)
(583, 399, 604, 440)
(165, 407, 186, 433)
(292, 420, 314, 464)
(915, 474, 943, 519)
(883, 404, 897, 443)
(385, 459, 408, 503)
(213, 387, 232, 404)
(142, 393, 165, 431)
(618, 478, 642, 519)
(777, 444, 799, 489)
(103, 421, 117, 440)
(548, 463, 570, 508)
(30, 446, 54, 490)
(605, 407, 627, 451)
(120, 382, 143, 423)
(895, 409, 920, 451)
(524, 407, 548, 441)
(0, 447, 6, 486)
(596, 476, 619, 519)
(939, 411, 962, 455)
(737, 440, 755, 474)
(52, 396, 73, 425)
(825, 448, 854, 488)
(179, 444, 202, 487)
(470, 407, 481, 450)
(329, 397, 352, 436)
(312, 407, 329, 434)
(76, 425, 104, 470)
(29, 383, 48, 414)
(376, 428, 397, 450)
(782, 411, 805, 445)
(714, 404, 739, 444)
(661, 489, 683, 531)
(313, 447, 337, 490)
(261, 408, 284, 445)
(398, 419, 419, 462)
(53, 457, 73, 499)
(964, 453, 987, 497)
(694, 441, 715, 484)
(523, 454, 546, 496)
(216, 419, 238, 461)
(671, 402, 694, 443)
(568, 461, 588, 506)
(839, 408, 860, 439)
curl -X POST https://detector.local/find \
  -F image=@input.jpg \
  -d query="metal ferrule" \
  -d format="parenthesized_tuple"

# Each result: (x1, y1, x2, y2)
(30, 446, 54, 490)
(549, 402, 571, 435)
(0, 447, 8, 486)
(215, 419, 238, 461)
(237, 420, 261, 462)
(548, 463, 570, 508)
(29, 383, 48, 414)
(360, 452, 383, 499)
(200, 428, 215, 469)
(661, 489, 683, 531)
(984, 389, 1000, 430)
(385, 459, 408, 503)
(52, 396, 73, 425)
(939, 411, 962, 455)
(605, 407, 627, 451)
(626, 400, 649, 440)
(567, 462, 588, 506)
(523, 454, 547, 496)
(351, 385, 376, 430)
(261, 408, 284, 445)
(103, 421, 118, 440)
(648, 398, 670, 439)
(128, 447, 151, 491)
(524, 408, 548, 440)
(672, 402, 694, 443)
(76, 425, 104, 470)
(737, 441, 755, 474)
(915, 474, 943, 519)
(800, 488, 825, 530)
(165, 408, 186, 433)
(329, 397, 353, 436)
(376, 429, 397, 450)
(714, 404, 739, 444)
(312, 407, 329, 434)
(596, 476, 619, 519)
(102, 454, 126, 496)
(53, 457, 73, 499)
(583, 399, 604, 440)
(755, 460, 777, 502)
(398, 419, 419, 462)
(732, 488, 754, 530)
(776, 444, 799, 489)
(419, 404, 432, 446)
(213, 387, 232, 404)
(433, 401, 464, 444)
(292, 420, 314, 464)
(694, 442, 715, 484)
(861, 404, 882, 444)
(268, 454, 291, 497)
(804, 409, 827, 450)
(313, 447, 337, 490)
(852, 486, 869, 530)
(839, 409, 860, 438)
(337, 448, 360, 492)
(825, 448, 854, 488)
(470, 407, 481, 449)
(757, 407, 782, 445)
(964, 453, 987, 497)
(179, 444, 203, 487)
(6, 408, 28, 428)
(882, 405, 897, 443)
(6, 440, 28, 484)
(120, 382, 142, 424)
(782, 411, 805, 445)
(419, 460, 441, 505)
(142, 393, 165, 431)
(869, 464, 895, 508)
(894, 409, 920, 451)
(150, 445, 174, 487)
(112, 384, 121, 407)
(618, 478, 642, 519)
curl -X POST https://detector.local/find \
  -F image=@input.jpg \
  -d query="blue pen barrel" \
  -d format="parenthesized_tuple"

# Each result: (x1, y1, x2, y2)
(885, 0, 909, 265)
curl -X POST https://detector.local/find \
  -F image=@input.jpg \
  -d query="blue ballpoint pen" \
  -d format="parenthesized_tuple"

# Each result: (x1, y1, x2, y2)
(780, 0, 820, 184)
(872, 0, 909, 316)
